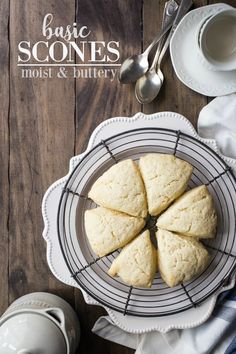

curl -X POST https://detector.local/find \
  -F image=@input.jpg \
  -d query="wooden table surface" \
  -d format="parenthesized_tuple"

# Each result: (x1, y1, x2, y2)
(0, 0, 234, 353)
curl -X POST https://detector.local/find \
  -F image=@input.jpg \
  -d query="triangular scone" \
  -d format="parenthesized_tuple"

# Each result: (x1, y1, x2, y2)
(157, 229, 210, 287)
(139, 154, 193, 216)
(108, 230, 157, 287)
(157, 185, 217, 238)
(88, 159, 147, 217)
(84, 207, 145, 257)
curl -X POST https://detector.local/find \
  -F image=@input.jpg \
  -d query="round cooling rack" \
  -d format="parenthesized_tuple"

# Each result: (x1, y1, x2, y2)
(57, 127, 236, 317)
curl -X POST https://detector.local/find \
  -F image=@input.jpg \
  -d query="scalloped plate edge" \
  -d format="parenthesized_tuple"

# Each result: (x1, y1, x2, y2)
(69, 112, 236, 170)
(42, 111, 236, 333)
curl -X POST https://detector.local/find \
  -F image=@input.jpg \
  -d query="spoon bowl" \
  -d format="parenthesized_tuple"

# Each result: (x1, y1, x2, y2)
(157, 67, 164, 83)
(135, 69, 163, 104)
(120, 0, 192, 89)
(119, 54, 149, 84)
(119, 4, 177, 85)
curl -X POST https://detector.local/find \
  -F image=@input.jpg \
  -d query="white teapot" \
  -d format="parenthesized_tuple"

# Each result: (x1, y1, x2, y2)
(0, 292, 80, 354)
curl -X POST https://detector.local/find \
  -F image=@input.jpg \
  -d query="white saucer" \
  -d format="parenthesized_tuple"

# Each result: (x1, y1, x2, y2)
(170, 3, 236, 97)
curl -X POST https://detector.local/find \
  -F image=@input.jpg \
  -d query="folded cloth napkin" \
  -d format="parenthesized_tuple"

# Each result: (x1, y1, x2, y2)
(198, 93, 236, 160)
(92, 94, 236, 354)
(92, 287, 236, 354)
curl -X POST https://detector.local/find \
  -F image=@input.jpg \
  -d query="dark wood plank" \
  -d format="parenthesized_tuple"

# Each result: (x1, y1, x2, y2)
(9, 0, 75, 306)
(0, 0, 9, 314)
(75, 292, 135, 354)
(208, 0, 236, 6)
(74, 1, 141, 353)
(74, 0, 142, 154)
(142, 0, 208, 128)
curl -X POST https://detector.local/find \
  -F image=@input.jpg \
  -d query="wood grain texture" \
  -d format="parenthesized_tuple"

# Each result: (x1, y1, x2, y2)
(208, 0, 236, 6)
(9, 0, 75, 306)
(0, 0, 9, 314)
(0, 1, 234, 354)
(74, 0, 142, 155)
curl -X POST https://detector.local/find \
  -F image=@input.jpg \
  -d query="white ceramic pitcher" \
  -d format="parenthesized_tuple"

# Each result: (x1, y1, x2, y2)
(0, 292, 80, 354)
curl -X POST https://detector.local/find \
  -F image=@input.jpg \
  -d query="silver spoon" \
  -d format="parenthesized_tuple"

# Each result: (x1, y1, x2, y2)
(156, 31, 174, 86)
(135, 1, 178, 104)
(135, 0, 193, 103)
(154, 0, 179, 76)
(135, 26, 176, 104)
(119, 4, 177, 84)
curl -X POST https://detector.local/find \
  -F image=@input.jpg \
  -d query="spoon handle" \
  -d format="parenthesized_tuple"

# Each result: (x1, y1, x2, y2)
(143, 13, 175, 56)
(157, 28, 173, 66)
(144, 0, 192, 56)
(172, 0, 193, 30)
(157, 0, 193, 66)
(157, 1, 178, 54)
(150, 0, 179, 70)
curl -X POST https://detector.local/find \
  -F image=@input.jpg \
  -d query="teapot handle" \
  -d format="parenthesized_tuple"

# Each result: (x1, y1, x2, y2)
(42, 307, 66, 329)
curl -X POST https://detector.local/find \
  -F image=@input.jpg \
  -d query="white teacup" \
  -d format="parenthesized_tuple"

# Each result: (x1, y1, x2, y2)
(198, 8, 236, 71)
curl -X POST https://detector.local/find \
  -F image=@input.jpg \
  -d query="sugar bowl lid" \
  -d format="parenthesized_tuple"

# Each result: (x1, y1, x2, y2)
(0, 311, 67, 354)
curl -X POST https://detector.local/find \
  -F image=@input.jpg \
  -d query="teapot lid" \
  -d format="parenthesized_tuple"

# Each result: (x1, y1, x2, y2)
(0, 312, 67, 354)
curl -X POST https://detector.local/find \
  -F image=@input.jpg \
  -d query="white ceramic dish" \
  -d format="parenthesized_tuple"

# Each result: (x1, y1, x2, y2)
(42, 112, 236, 333)
(199, 8, 236, 71)
(170, 3, 236, 96)
(0, 292, 80, 354)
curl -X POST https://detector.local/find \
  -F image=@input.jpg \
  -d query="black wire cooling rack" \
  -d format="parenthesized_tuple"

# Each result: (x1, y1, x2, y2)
(57, 128, 236, 317)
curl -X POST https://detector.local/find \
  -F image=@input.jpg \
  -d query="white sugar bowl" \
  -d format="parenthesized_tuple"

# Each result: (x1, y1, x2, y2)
(0, 292, 80, 354)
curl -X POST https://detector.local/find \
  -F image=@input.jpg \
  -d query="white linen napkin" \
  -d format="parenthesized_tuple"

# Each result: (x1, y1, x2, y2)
(92, 95, 236, 354)
(92, 301, 236, 354)
(198, 93, 236, 159)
